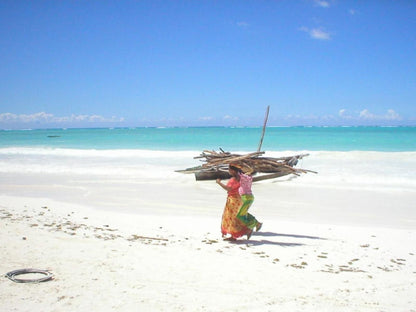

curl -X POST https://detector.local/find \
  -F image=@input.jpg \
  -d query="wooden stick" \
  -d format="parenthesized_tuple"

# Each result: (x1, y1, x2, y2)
(252, 172, 289, 182)
(257, 105, 270, 152)
(205, 152, 264, 166)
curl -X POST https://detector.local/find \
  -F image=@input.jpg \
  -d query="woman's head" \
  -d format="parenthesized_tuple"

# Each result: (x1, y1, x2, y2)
(228, 164, 242, 176)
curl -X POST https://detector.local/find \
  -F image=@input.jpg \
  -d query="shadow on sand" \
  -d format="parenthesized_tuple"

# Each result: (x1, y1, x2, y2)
(253, 231, 326, 240)
(229, 239, 304, 247)
(227, 231, 326, 247)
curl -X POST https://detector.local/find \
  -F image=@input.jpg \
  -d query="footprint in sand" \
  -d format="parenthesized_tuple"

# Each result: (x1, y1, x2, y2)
(290, 262, 307, 269)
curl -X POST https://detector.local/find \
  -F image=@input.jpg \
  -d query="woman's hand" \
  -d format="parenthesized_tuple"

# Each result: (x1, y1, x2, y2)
(216, 179, 229, 191)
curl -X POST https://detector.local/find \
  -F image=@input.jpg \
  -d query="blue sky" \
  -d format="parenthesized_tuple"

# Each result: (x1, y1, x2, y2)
(1, 0, 415, 129)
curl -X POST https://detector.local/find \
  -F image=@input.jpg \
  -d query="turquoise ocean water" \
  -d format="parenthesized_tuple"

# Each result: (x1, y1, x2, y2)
(1, 127, 415, 152)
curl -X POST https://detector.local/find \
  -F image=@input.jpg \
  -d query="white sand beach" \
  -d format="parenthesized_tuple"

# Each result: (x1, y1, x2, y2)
(1, 149, 416, 311)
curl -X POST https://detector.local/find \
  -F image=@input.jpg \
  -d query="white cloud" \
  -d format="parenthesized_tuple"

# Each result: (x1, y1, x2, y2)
(359, 109, 374, 119)
(300, 27, 332, 40)
(359, 109, 401, 121)
(0, 113, 17, 121)
(337, 108, 402, 122)
(89, 115, 107, 122)
(281, 109, 404, 125)
(338, 109, 352, 119)
(314, 0, 330, 8)
(349, 9, 357, 15)
(0, 112, 52, 123)
(310, 28, 331, 40)
(199, 116, 213, 121)
(285, 114, 320, 121)
(0, 112, 124, 124)
(223, 115, 239, 121)
(385, 109, 401, 120)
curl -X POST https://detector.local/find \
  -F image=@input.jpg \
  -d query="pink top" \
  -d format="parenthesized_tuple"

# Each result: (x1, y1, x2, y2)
(238, 173, 252, 195)
(226, 178, 240, 196)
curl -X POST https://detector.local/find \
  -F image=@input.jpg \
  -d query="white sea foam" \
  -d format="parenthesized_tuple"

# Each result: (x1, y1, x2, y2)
(0, 147, 200, 158)
(0, 148, 198, 181)
(281, 151, 416, 192)
(1, 148, 415, 192)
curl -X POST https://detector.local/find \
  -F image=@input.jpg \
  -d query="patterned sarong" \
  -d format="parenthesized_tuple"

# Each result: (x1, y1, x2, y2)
(221, 195, 251, 238)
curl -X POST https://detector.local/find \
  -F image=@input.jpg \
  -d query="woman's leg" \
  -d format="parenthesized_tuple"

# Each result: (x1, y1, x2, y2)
(237, 195, 258, 229)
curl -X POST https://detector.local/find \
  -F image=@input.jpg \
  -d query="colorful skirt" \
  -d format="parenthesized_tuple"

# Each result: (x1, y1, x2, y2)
(221, 195, 251, 238)
(236, 194, 259, 229)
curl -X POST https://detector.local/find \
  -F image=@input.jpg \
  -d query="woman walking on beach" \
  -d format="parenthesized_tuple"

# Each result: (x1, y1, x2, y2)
(236, 167, 263, 234)
(216, 164, 252, 241)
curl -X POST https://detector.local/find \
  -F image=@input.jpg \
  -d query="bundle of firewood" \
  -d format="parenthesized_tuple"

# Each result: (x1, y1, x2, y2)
(177, 149, 316, 181)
